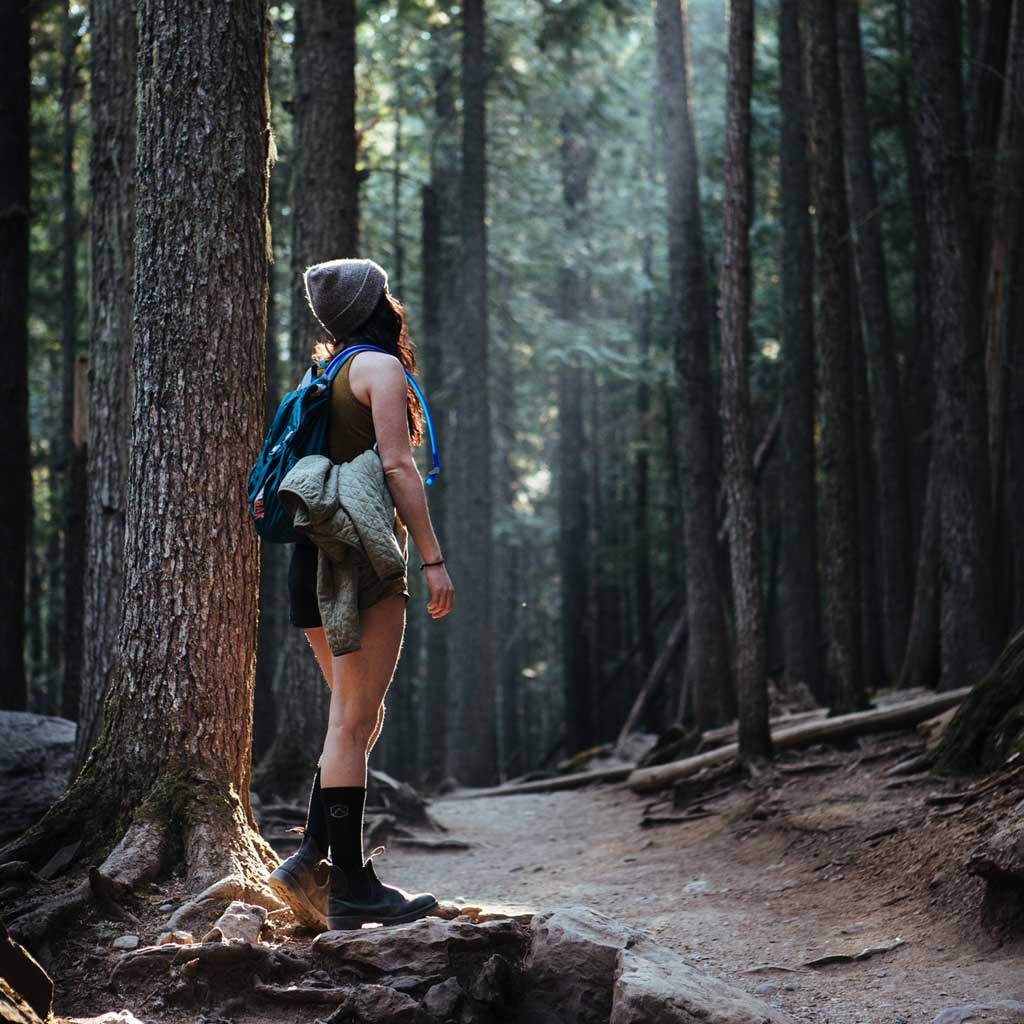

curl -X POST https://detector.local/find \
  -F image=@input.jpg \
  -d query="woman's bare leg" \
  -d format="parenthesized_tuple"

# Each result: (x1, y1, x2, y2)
(319, 594, 406, 788)
(303, 627, 334, 688)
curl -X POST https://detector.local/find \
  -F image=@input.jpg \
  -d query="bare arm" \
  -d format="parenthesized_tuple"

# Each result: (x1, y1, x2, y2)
(353, 352, 454, 619)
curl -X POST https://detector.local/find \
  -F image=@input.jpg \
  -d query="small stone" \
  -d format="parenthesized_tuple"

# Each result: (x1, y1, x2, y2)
(157, 931, 193, 946)
(841, 922, 865, 935)
(112, 934, 140, 950)
(684, 879, 715, 894)
(755, 980, 780, 995)
(159, 902, 174, 912)
(423, 977, 462, 1018)
(784, 980, 801, 991)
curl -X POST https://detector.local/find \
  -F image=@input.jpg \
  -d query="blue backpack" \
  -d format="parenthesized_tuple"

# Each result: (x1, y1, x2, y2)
(247, 344, 441, 544)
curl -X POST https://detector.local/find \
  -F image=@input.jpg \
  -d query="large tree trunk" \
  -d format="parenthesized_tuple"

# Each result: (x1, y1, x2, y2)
(74, 0, 135, 769)
(4, 0, 275, 892)
(804, 0, 866, 713)
(558, 108, 595, 756)
(446, 0, 498, 786)
(719, 0, 771, 761)
(256, 0, 361, 797)
(655, 0, 733, 731)
(777, 0, 822, 703)
(836, 0, 911, 681)
(0, 0, 30, 710)
(910, 0, 1001, 689)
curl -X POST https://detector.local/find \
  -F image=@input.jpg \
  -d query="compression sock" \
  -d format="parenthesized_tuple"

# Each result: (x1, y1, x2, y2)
(302, 767, 329, 857)
(319, 785, 367, 873)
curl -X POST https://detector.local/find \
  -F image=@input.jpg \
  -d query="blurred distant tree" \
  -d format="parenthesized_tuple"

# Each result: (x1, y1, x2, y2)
(805, 0, 866, 713)
(0, 0, 30, 711)
(777, 0, 822, 702)
(655, 0, 733, 731)
(719, 0, 770, 760)
(446, 0, 498, 785)
(910, 0, 1001, 689)
(837, 0, 910, 681)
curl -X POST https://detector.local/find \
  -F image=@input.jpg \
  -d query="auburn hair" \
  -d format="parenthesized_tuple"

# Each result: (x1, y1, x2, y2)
(311, 290, 424, 448)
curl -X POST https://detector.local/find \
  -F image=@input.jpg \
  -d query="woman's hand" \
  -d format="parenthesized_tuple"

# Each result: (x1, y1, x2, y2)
(424, 563, 454, 619)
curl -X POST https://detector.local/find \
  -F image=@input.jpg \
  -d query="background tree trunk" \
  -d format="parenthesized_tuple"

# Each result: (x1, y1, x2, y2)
(655, 0, 733, 731)
(60, 1, 86, 724)
(418, 33, 459, 788)
(558, 109, 595, 756)
(778, 0, 822, 704)
(837, 0, 911, 681)
(446, 0, 498, 785)
(719, 0, 770, 761)
(256, 0, 360, 797)
(7, 0, 276, 890)
(0, 0, 30, 710)
(74, 0, 135, 769)
(910, 0, 1001, 690)
(804, 0, 866, 713)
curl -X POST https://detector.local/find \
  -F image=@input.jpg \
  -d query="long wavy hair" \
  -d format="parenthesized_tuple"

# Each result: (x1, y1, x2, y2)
(312, 289, 424, 447)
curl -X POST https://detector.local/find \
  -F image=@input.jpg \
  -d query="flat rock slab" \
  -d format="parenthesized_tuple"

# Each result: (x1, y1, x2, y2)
(313, 914, 530, 978)
(613, 944, 793, 1024)
(520, 906, 793, 1024)
(932, 1002, 1024, 1024)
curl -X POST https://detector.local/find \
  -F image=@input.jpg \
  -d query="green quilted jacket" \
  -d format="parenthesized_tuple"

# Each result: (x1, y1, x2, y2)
(278, 449, 407, 655)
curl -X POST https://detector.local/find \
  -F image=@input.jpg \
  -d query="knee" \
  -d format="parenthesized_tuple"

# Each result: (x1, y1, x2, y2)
(325, 711, 378, 751)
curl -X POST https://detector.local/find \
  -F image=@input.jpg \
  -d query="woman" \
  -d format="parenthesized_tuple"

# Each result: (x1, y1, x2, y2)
(268, 257, 454, 931)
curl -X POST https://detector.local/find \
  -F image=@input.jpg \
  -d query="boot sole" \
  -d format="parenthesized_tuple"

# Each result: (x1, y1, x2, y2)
(327, 897, 439, 931)
(268, 867, 328, 931)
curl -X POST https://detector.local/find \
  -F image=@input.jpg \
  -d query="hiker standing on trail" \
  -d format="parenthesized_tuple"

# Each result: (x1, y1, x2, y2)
(267, 258, 454, 931)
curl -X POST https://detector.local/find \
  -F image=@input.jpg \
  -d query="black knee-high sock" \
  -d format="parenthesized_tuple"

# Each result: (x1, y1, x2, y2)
(302, 768, 329, 856)
(320, 785, 367, 872)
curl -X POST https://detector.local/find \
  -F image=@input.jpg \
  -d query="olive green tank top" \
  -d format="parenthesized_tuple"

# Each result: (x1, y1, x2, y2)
(314, 357, 376, 465)
(314, 355, 407, 540)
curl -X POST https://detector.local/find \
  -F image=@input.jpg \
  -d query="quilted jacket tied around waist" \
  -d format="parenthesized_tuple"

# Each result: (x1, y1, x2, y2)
(277, 449, 407, 655)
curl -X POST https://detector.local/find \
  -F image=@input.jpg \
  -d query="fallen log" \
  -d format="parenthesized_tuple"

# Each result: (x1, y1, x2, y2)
(446, 764, 633, 800)
(627, 688, 972, 793)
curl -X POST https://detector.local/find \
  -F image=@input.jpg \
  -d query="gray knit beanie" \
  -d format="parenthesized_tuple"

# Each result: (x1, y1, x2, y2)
(303, 258, 389, 340)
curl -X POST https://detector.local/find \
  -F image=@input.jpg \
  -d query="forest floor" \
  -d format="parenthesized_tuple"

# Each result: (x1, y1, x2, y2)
(28, 732, 1024, 1023)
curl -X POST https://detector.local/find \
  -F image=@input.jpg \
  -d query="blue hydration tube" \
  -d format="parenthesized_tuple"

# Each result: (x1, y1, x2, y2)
(322, 344, 442, 486)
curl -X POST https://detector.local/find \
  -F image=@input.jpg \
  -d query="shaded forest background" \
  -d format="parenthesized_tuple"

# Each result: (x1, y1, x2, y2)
(2, 0, 1022, 797)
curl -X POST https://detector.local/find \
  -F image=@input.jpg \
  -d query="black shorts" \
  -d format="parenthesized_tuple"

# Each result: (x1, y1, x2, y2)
(288, 539, 410, 630)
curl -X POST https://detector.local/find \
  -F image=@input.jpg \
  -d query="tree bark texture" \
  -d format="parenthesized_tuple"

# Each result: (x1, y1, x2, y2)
(8, 0, 276, 889)
(655, 0, 733, 731)
(290, 0, 358, 360)
(0, 0, 30, 710)
(804, 0, 866, 713)
(446, 0, 498, 785)
(910, 0, 1001, 689)
(558, 111, 596, 756)
(718, 0, 771, 761)
(777, 0, 823, 703)
(836, 0, 911, 680)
